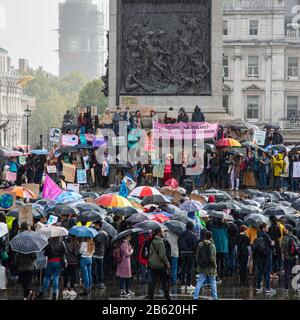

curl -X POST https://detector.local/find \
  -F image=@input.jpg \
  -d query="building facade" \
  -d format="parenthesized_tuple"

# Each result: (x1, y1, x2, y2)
(0, 47, 23, 147)
(59, 0, 106, 79)
(223, 0, 300, 131)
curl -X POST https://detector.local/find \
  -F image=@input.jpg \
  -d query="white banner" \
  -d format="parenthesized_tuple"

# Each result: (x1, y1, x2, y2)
(61, 134, 79, 147)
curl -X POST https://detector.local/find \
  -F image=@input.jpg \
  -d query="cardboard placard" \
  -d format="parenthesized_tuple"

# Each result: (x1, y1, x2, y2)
(190, 193, 206, 204)
(77, 169, 87, 184)
(0, 191, 16, 211)
(50, 128, 61, 142)
(170, 190, 182, 204)
(47, 165, 57, 174)
(62, 163, 77, 183)
(253, 130, 266, 146)
(22, 184, 40, 199)
(167, 110, 178, 119)
(293, 162, 300, 178)
(61, 134, 79, 147)
(18, 204, 33, 227)
(152, 164, 165, 179)
(67, 183, 80, 194)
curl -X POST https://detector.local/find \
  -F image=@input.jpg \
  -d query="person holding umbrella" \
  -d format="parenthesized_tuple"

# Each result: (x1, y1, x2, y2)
(116, 234, 135, 297)
(79, 238, 95, 296)
(236, 225, 250, 286)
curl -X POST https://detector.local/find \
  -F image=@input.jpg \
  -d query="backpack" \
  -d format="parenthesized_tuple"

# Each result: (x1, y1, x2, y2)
(289, 236, 299, 257)
(252, 236, 268, 257)
(197, 242, 212, 269)
(112, 244, 122, 264)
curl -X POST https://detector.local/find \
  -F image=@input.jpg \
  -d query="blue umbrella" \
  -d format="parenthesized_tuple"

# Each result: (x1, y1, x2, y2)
(69, 226, 99, 238)
(55, 191, 84, 205)
(31, 150, 49, 155)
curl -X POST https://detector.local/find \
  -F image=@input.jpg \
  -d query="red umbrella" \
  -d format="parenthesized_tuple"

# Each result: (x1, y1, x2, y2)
(151, 214, 170, 223)
(165, 178, 179, 189)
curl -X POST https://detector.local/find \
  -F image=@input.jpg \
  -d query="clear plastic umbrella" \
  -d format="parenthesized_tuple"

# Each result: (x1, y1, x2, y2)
(10, 231, 48, 254)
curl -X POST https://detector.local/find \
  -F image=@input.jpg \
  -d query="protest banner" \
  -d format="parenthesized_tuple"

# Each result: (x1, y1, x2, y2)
(153, 122, 218, 140)
(18, 204, 33, 227)
(293, 162, 300, 178)
(49, 128, 61, 142)
(0, 191, 16, 211)
(18, 156, 26, 166)
(152, 164, 165, 179)
(62, 163, 77, 183)
(77, 169, 87, 184)
(93, 136, 106, 148)
(47, 165, 57, 174)
(61, 134, 79, 147)
(22, 184, 40, 199)
(254, 130, 266, 146)
(67, 183, 80, 194)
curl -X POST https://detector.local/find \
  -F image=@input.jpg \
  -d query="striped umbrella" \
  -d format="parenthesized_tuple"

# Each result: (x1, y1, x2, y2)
(130, 186, 162, 198)
(95, 194, 133, 208)
(55, 191, 84, 205)
(10, 231, 48, 254)
(7, 186, 37, 199)
(216, 138, 241, 147)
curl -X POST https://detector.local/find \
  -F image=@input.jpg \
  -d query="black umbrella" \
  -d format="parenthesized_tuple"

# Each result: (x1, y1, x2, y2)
(227, 149, 244, 157)
(171, 213, 194, 225)
(76, 203, 107, 215)
(51, 204, 80, 217)
(159, 204, 186, 215)
(244, 214, 269, 228)
(241, 141, 257, 149)
(240, 206, 263, 216)
(101, 221, 118, 237)
(111, 228, 142, 243)
(36, 199, 55, 208)
(134, 220, 163, 231)
(263, 124, 282, 130)
(241, 199, 261, 207)
(264, 206, 295, 216)
(163, 220, 186, 235)
(244, 189, 263, 197)
(204, 202, 240, 211)
(205, 144, 217, 153)
(207, 210, 233, 220)
(6, 208, 20, 219)
(141, 195, 171, 205)
(79, 211, 106, 224)
(127, 212, 152, 224)
(80, 192, 100, 200)
(290, 146, 300, 154)
(112, 207, 139, 217)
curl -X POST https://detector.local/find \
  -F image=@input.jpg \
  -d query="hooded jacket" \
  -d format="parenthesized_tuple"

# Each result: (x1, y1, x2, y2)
(272, 154, 284, 177)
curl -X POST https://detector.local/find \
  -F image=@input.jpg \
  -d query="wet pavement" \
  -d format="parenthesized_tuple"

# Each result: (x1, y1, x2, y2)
(1, 274, 300, 300)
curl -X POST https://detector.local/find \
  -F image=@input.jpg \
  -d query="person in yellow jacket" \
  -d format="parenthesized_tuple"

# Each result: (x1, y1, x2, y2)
(271, 153, 285, 191)
(246, 226, 258, 275)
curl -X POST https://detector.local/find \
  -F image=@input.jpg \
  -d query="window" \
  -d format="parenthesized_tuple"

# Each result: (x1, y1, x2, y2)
(248, 56, 259, 77)
(223, 95, 229, 113)
(247, 95, 259, 120)
(288, 57, 299, 79)
(287, 96, 299, 120)
(223, 20, 228, 36)
(249, 20, 258, 36)
(223, 56, 229, 78)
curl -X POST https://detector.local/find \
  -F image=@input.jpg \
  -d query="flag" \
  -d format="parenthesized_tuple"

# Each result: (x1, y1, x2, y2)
(42, 175, 62, 201)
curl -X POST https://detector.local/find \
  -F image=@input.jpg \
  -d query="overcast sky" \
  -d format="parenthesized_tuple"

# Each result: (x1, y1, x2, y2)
(0, 0, 109, 75)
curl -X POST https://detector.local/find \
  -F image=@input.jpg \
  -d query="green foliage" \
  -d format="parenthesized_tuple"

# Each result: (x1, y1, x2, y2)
(78, 79, 108, 114)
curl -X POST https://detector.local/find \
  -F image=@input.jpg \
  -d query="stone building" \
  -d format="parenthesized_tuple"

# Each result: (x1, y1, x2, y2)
(223, 0, 300, 141)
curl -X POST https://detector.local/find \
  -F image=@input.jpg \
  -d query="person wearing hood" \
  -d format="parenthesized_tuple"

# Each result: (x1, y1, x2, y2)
(164, 107, 177, 124)
(236, 225, 250, 286)
(271, 153, 285, 191)
(192, 106, 205, 122)
(268, 216, 282, 280)
(272, 129, 283, 145)
(177, 107, 189, 123)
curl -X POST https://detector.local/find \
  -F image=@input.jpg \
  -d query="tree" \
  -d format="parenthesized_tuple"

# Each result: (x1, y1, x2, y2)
(78, 79, 108, 114)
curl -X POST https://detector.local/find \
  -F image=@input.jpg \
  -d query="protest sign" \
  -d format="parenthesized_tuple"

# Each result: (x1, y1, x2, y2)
(254, 130, 266, 146)
(18, 204, 33, 227)
(167, 110, 178, 119)
(19, 156, 26, 166)
(293, 162, 300, 178)
(93, 136, 106, 148)
(47, 165, 57, 174)
(61, 134, 79, 147)
(49, 128, 61, 142)
(0, 191, 16, 211)
(67, 183, 80, 194)
(6, 171, 17, 182)
(123, 176, 136, 191)
(152, 164, 165, 179)
(47, 215, 58, 226)
(62, 163, 77, 183)
(77, 169, 87, 184)
(22, 184, 40, 199)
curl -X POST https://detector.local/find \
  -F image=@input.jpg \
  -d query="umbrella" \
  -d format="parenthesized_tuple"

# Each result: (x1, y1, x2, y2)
(207, 210, 232, 220)
(32, 207, 47, 219)
(241, 141, 257, 149)
(216, 138, 241, 147)
(6, 186, 37, 199)
(51, 204, 79, 217)
(227, 149, 244, 157)
(76, 203, 107, 215)
(69, 226, 99, 238)
(165, 178, 179, 189)
(55, 191, 84, 205)
(252, 197, 266, 204)
(264, 206, 295, 216)
(130, 186, 161, 198)
(10, 231, 48, 254)
(141, 194, 171, 205)
(171, 213, 194, 225)
(151, 214, 170, 223)
(0, 149, 23, 157)
(205, 144, 217, 153)
(195, 210, 210, 219)
(111, 228, 142, 243)
(240, 206, 263, 216)
(37, 225, 68, 238)
(111, 206, 140, 217)
(204, 202, 241, 211)
(127, 212, 153, 224)
(31, 149, 49, 155)
(163, 220, 186, 235)
(244, 189, 263, 197)
(128, 199, 144, 211)
(80, 191, 99, 200)
(290, 146, 300, 154)
(36, 199, 55, 208)
(270, 145, 287, 153)
(0, 222, 8, 238)
(263, 123, 282, 130)
(179, 200, 203, 213)
(245, 214, 270, 228)
(95, 194, 133, 208)
(79, 211, 106, 224)
(282, 192, 299, 201)
(101, 221, 118, 237)
(134, 220, 163, 231)
(159, 204, 186, 215)
(241, 199, 261, 207)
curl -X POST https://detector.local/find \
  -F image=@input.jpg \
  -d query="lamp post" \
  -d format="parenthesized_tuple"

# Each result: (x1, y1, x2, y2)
(3, 128, 7, 146)
(24, 106, 32, 152)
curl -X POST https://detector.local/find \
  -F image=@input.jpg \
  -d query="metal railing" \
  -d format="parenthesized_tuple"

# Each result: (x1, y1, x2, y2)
(281, 119, 300, 129)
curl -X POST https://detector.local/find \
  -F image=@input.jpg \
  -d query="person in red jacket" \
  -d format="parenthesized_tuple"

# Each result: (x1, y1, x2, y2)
(138, 232, 153, 284)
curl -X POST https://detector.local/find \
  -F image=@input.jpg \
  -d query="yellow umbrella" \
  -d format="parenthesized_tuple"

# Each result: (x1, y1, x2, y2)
(76, 221, 92, 227)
